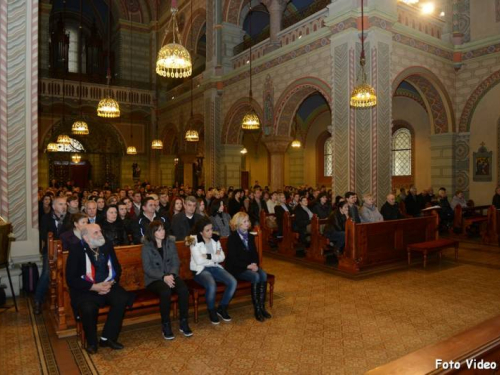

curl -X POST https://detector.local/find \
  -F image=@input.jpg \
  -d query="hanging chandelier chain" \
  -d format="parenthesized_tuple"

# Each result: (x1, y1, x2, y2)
(248, 3, 253, 99)
(78, 0, 83, 113)
(129, 0, 133, 141)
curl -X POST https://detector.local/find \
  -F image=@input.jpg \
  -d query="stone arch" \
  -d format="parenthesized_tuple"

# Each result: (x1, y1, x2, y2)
(274, 77, 331, 137)
(120, 0, 152, 24)
(223, 0, 246, 25)
(182, 8, 207, 50)
(459, 69, 500, 133)
(222, 97, 264, 145)
(160, 122, 179, 155)
(392, 66, 455, 134)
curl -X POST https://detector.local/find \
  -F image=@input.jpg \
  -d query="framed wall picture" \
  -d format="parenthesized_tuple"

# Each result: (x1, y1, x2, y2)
(473, 143, 492, 182)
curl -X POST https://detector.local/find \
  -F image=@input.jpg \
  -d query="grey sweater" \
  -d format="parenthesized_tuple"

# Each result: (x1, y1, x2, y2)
(141, 236, 181, 287)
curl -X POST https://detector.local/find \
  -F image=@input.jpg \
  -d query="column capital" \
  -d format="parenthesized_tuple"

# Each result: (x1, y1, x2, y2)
(262, 135, 293, 154)
(261, 0, 289, 10)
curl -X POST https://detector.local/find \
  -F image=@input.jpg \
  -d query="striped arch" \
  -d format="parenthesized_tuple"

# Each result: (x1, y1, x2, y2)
(459, 69, 500, 133)
(392, 66, 454, 134)
(222, 97, 264, 144)
(182, 8, 206, 50)
(223, 0, 246, 25)
(274, 77, 332, 137)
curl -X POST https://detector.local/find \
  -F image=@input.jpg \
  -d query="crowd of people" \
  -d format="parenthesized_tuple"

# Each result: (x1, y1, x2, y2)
(36, 179, 493, 353)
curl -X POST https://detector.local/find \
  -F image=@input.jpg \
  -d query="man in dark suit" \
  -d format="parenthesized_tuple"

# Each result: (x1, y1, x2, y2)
(66, 224, 132, 354)
(405, 186, 423, 217)
(131, 197, 168, 244)
(131, 191, 142, 218)
(248, 188, 268, 227)
(170, 196, 203, 240)
(34, 196, 71, 315)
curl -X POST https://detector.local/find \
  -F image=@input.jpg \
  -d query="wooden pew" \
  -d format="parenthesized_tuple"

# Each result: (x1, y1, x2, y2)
(259, 210, 277, 253)
(47, 233, 58, 311)
(452, 204, 490, 236)
(483, 206, 500, 246)
(54, 230, 276, 338)
(277, 211, 298, 257)
(339, 215, 438, 275)
(306, 214, 329, 263)
(367, 313, 500, 374)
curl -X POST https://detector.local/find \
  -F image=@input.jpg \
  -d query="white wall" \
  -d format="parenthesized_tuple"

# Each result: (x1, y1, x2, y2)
(392, 96, 432, 190)
(469, 83, 500, 205)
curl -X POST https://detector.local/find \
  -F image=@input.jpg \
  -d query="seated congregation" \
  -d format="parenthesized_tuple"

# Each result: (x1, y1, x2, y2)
(36, 181, 500, 354)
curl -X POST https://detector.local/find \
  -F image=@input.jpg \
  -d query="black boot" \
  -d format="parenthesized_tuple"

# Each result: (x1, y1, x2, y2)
(162, 322, 175, 340)
(259, 282, 272, 319)
(179, 318, 193, 337)
(251, 283, 265, 322)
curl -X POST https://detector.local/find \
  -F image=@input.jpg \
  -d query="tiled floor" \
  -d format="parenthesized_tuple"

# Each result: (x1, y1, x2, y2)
(3, 242, 500, 374)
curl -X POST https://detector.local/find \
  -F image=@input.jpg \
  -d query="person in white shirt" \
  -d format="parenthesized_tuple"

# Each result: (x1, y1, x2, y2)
(187, 217, 237, 324)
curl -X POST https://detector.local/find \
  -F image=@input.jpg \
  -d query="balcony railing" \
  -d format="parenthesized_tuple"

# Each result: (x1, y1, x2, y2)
(39, 78, 154, 107)
(232, 0, 330, 56)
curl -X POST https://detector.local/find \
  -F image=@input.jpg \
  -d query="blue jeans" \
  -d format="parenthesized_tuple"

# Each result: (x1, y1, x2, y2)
(194, 267, 237, 310)
(237, 268, 267, 284)
(34, 253, 49, 304)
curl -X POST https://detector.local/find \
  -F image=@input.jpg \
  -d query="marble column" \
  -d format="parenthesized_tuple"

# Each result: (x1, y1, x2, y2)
(0, 0, 40, 295)
(261, 0, 289, 51)
(262, 136, 292, 191)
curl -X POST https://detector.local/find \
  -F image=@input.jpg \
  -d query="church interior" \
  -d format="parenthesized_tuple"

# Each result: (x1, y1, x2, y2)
(1, 0, 500, 373)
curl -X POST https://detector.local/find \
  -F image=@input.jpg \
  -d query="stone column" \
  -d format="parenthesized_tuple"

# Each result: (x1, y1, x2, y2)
(287, 147, 304, 186)
(430, 133, 458, 193)
(158, 155, 176, 187)
(204, 88, 223, 187)
(221, 22, 245, 73)
(326, 5, 393, 205)
(262, 136, 292, 191)
(261, 0, 289, 51)
(39, 0, 51, 76)
(181, 153, 198, 189)
(0, 0, 39, 295)
(219, 144, 243, 188)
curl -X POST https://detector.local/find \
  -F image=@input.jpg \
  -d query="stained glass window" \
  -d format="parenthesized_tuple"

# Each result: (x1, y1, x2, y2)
(324, 137, 333, 177)
(392, 128, 411, 176)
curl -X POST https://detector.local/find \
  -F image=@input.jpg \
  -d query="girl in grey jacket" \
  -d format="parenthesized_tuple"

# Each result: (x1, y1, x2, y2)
(141, 220, 193, 340)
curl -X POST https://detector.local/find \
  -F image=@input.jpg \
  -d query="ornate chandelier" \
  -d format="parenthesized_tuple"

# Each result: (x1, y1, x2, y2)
(151, 139, 163, 149)
(291, 139, 302, 148)
(73, 0, 89, 134)
(241, 5, 260, 130)
(185, 129, 199, 142)
(126, 146, 137, 155)
(71, 154, 82, 163)
(156, 0, 192, 78)
(97, 2, 120, 118)
(350, 0, 377, 108)
(47, 142, 59, 152)
(240, 147, 248, 154)
(57, 134, 71, 145)
(72, 120, 89, 135)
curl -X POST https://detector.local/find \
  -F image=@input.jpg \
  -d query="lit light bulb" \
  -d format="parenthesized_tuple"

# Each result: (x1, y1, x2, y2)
(421, 2, 435, 15)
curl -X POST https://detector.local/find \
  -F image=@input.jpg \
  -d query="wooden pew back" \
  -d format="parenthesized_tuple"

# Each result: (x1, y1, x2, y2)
(340, 215, 438, 274)
(483, 206, 500, 246)
(307, 214, 329, 263)
(278, 211, 297, 256)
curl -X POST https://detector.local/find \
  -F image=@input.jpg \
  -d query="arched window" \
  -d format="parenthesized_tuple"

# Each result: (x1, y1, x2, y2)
(392, 128, 412, 176)
(324, 137, 333, 177)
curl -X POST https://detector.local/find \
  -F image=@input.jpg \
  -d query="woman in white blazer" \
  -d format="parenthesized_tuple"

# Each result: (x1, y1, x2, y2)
(186, 217, 237, 325)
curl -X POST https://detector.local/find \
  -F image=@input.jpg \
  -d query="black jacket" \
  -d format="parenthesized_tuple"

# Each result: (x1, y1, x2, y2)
(493, 194, 500, 209)
(274, 204, 291, 236)
(225, 230, 259, 277)
(39, 212, 72, 253)
(170, 212, 203, 241)
(348, 204, 361, 224)
(380, 202, 404, 221)
(405, 194, 423, 217)
(60, 230, 81, 251)
(248, 199, 268, 227)
(312, 202, 332, 219)
(228, 198, 242, 217)
(101, 220, 130, 246)
(141, 236, 181, 287)
(293, 205, 311, 232)
(132, 213, 168, 244)
(66, 240, 122, 306)
(324, 209, 347, 234)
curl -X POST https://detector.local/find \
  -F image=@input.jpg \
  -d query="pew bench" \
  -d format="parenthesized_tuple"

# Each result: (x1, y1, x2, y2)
(55, 229, 276, 342)
(407, 239, 459, 268)
(453, 204, 489, 236)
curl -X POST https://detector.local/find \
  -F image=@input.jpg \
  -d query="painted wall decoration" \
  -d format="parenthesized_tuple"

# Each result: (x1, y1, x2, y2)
(473, 143, 492, 182)
(496, 0, 500, 22)
(263, 75, 274, 136)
